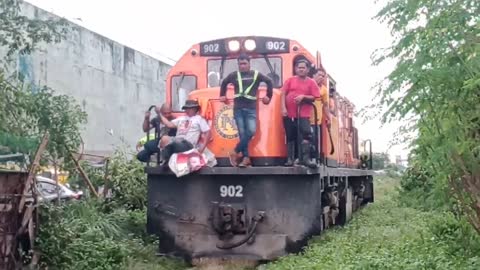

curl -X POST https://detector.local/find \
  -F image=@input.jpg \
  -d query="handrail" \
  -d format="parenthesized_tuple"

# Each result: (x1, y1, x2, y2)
(145, 105, 159, 167)
(363, 139, 373, 170)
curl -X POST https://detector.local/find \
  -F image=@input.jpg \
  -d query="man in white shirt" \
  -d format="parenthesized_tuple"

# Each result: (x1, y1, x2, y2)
(158, 100, 211, 164)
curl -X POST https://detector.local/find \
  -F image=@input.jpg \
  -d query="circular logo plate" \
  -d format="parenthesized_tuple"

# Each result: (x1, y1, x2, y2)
(214, 105, 238, 139)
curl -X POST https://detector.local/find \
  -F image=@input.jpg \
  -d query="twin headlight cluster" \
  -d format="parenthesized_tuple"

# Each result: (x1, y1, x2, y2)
(227, 39, 256, 52)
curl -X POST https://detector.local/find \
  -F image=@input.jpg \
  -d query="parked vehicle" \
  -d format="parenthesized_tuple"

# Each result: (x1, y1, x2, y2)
(35, 176, 83, 202)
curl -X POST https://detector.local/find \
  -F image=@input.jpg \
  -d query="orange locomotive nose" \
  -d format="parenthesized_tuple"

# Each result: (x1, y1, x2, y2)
(189, 87, 286, 167)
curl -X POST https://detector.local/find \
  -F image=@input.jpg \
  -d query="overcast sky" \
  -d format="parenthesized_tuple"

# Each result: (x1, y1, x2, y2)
(27, 0, 408, 161)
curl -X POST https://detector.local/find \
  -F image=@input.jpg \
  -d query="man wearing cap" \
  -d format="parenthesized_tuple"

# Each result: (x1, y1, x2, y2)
(157, 100, 211, 164)
(219, 53, 273, 167)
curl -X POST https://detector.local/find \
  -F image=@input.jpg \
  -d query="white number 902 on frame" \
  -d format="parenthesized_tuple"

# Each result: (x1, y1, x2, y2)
(220, 185, 243, 197)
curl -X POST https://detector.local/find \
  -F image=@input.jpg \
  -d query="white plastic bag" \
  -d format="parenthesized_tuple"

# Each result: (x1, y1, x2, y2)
(202, 147, 217, 167)
(168, 148, 217, 178)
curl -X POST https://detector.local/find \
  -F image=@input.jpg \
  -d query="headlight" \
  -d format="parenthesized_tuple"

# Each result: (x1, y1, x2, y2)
(244, 39, 256, 51)
(228, 40, 240, 52)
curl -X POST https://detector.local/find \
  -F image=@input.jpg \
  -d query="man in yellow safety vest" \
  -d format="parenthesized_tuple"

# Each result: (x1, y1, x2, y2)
(219, 53, 273, 167)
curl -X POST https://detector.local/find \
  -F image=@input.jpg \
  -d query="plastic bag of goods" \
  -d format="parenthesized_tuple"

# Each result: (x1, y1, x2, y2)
(168, 148, 217, 178)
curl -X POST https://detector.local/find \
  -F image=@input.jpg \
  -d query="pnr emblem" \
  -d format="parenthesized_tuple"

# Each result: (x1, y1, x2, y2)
(214, 105, 238, 139)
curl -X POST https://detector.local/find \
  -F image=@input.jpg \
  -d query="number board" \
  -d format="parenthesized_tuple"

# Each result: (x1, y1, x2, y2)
(217, 183, 246, 202)
(199, 39, 227, 56)
(256, 37, 290, 54)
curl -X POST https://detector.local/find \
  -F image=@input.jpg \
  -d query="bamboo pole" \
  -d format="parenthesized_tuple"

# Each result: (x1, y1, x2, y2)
(69, 151, 99, 198)
(103, 158, 110, 198)
(18, 132, 49, 213)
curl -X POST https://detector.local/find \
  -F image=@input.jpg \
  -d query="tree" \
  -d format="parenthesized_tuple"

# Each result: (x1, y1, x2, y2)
(372, 152, 390, 170)
(370, 0, 480, 231)
(0, 0, 68, 62)
(0, 0, 86, 166)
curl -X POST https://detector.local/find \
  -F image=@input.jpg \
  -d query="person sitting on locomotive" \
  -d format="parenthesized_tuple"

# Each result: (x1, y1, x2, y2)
(157, 100, 211, 165)
(137, 103, 177, 163)
(219, 53, 273, 168)
(281, 59, 320, 168)
(136, 135, 148, 152)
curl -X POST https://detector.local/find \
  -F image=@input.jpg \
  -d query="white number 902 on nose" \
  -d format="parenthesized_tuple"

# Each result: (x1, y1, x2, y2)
(220, 185, 243, 197)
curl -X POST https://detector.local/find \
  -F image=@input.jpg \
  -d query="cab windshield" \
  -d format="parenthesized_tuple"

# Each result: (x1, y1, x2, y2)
(207, 57, 282, 88)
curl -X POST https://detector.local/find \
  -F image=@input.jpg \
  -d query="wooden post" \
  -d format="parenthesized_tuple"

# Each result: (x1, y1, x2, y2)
(14, 132, 48, 269)
(18, 132, 49, 213)
(53, 158, 60, 205)
(69, 151, 99, 198)
(103, 158, 110, 198)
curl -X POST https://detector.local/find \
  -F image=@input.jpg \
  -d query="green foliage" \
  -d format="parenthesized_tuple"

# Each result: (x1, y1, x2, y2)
(28, 87, 87, 160)
(399, 164, 432, 193)
(66, 159, 106, 192)
(0, 77, 87, 163)
(106, 148, 148, 210)
(428, 213, 480, 258)
(396, 161, 451, 211)
(35, 149, 168, 268)
(37, 201, 125, 269)
(372, 152, 390, 170)
(0, 132, 38, 154)
(366, 0, 480, 231)
(385, 163, 404, 178)
(37, 200, 187, 270)
(0, 0, 69, 62)
(67, 147, 147, 210)
(265, 176, 480, 270)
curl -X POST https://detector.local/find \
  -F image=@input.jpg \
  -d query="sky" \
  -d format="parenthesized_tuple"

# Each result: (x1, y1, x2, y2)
(26, 0, 408, 162)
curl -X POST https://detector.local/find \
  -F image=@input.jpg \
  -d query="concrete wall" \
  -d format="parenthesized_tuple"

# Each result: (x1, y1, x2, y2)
(2, 2, 172, 156)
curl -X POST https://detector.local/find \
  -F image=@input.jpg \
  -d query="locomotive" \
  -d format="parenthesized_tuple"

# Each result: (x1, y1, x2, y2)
(145, 36, 374, 263)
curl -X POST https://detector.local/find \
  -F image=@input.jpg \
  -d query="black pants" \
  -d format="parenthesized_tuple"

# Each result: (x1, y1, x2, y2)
(162, 139, 194, 162)
(137, 138, 160, 162)
(283, 117, 313, 143)
(283, 117, 316, 160)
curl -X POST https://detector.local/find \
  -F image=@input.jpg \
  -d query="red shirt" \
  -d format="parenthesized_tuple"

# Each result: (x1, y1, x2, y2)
(283, 76, 321, 118)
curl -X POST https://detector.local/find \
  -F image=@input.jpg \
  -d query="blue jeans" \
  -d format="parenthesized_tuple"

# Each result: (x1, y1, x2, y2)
(233, 108, 257, 157)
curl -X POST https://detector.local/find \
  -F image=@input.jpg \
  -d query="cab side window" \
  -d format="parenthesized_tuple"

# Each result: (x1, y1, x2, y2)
(171, 75, 197, 111)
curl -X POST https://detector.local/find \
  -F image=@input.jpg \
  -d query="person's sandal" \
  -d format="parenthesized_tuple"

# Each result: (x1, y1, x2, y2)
(229, 151, 240, 167)
(238, 157, 252, 168)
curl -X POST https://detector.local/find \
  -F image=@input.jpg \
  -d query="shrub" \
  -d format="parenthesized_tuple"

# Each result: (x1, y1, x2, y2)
(36, 200, 186, 269)
(106, 149, 148, 210)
